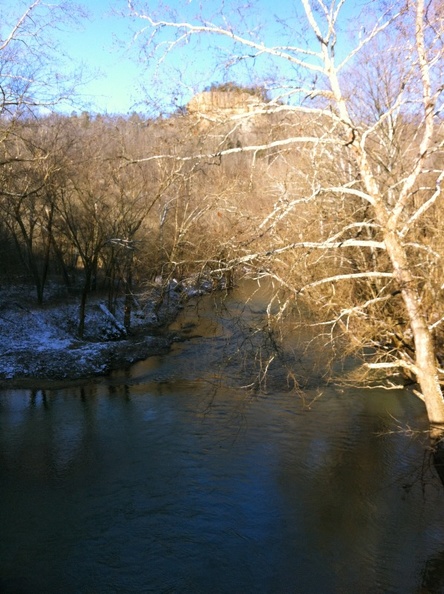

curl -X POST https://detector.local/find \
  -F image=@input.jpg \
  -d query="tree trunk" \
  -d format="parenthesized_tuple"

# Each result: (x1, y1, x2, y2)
(123, 253, 133, 332)
(383, 230, 444, 437)
(78, 267, 92, 339)
(353, 124, 444, 436)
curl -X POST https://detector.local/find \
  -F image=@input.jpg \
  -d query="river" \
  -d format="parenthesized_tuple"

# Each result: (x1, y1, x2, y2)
(1, 281, 444, 593)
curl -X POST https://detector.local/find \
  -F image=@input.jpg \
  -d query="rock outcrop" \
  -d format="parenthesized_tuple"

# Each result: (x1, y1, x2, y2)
(187, 90, 263, 115)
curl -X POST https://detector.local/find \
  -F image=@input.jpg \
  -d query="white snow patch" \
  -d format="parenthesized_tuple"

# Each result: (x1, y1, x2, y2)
(0, 276, 214, 382)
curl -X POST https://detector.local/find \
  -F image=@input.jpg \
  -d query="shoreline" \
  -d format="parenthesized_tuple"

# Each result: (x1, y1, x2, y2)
(0, 279, 207, 388)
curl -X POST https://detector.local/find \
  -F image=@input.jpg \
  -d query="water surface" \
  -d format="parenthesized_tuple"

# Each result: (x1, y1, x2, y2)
(1, 283, 444, 593)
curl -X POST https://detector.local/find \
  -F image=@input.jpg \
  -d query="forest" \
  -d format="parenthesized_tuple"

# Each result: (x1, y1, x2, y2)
(2, 0, 444, 440)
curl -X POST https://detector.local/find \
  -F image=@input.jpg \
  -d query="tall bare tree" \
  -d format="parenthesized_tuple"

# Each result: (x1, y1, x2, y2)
(127, 0, 444, 439)
(0, 117, 72, 302)
(0, 1, 87, 291)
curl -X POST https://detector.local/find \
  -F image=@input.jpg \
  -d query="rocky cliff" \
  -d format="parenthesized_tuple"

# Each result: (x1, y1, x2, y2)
(187, 90, 263, 115)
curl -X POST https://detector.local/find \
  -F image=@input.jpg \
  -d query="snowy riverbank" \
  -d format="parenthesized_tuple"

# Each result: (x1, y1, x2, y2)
(0, 279, 209, 386)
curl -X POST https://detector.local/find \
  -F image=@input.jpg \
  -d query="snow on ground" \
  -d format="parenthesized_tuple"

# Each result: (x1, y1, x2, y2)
(0, 281, 190, 384)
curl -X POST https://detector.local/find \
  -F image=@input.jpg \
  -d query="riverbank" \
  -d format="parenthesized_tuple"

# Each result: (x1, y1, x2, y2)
(0, 279, 210, 386)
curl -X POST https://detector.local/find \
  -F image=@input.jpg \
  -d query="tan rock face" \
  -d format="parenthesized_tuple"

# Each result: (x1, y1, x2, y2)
(187, 90, 263, 115)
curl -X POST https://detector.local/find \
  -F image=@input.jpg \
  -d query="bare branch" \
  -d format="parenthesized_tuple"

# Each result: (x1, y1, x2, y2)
(299, 272, 393, 293)
(0, 1, 41, 51)
(128, 1, 327, 75)
(122, 135, 339, 165)
(366, 359, 420, 377)
(401, 171, 444, 237)
(388, 0, 438, 227)
(323, 186, 375, 205)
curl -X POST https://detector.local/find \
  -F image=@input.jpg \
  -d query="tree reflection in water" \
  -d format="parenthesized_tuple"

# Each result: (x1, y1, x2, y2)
(420, 549, 444, 594)
(1, 284, 444, 593)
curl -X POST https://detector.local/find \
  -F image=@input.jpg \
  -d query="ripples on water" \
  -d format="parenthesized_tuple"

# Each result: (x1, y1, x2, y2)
(1, 282, 444, 593)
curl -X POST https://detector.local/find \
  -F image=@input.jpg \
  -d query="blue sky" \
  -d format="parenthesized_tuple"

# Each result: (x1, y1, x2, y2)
(4, 0, 369, 116)
(3, 0, 143, 114)
(58, 1, 142, 114)
(59, 0, 300, 115)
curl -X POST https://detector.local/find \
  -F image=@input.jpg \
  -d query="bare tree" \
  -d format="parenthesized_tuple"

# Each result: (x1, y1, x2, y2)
(0, 117, 73, 302)
(54, 118, 118, 338)
(0, 1, 87, 295)
(127, 0, 444, 439)
(0, 1, 86, 118)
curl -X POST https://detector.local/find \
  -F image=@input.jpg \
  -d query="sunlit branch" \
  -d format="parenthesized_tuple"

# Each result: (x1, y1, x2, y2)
(359, 85, 406, 152)
(264, 239, 386, 255)
(311, 293, 395, 327)
(322, 186, 375, 205)
(430, 316, 444, 331)
(403, 242, 441, 259)
(121, 135, 339, 165)
(401, 171, 444, 237)
(299, 272, 393, 293)
(337, 8, 403, 70)
(257, 190, 321, 231)
(366, 359, 420, 377)
(326, 222, 381, 242)
(0, 1, 42, 51)
(388, 0, 437, 227)
(128, 1, 326, 74)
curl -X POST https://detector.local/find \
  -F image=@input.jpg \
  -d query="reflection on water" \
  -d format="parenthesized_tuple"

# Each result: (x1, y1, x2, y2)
(1, 282, 444, 593)
(421, 550, 444, 594)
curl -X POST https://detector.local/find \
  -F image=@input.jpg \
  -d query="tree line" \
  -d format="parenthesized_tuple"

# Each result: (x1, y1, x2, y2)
(0, 111, 239, 333)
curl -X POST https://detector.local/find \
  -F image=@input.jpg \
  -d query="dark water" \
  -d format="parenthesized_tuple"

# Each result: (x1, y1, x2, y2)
(1, 283, 444, 594)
